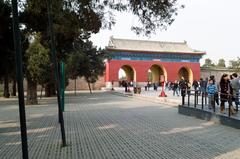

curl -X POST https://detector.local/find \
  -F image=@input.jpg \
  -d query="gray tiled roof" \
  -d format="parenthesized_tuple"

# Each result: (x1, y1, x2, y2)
(107, 37, 205, 54)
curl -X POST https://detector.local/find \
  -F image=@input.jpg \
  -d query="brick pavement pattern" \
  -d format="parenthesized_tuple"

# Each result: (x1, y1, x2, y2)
(0, 92, 240, 159)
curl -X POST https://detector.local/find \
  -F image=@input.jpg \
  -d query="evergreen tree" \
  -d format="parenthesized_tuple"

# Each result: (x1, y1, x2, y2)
(66, 40, 108, 93)
(217, 59, 226, 68)
(0, 0, 15, 98)
(202, 58, 215, 67)
(25, 33, 50, 104)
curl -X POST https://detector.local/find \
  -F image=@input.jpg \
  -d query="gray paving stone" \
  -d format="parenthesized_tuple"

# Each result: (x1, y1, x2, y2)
(0, 92, 240, 159)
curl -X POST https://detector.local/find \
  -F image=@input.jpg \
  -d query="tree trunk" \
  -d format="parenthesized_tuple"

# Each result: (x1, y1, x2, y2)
(40, 85, 44, 99)
(45, 83, 50, 97)
(87, 82, 92, 94)
(3, 76, 10, 98)
(74, 78, 76, 95)
(45, 82, 56, 97)
(12, 79, 17, 96)
(26, 77, 38, 105)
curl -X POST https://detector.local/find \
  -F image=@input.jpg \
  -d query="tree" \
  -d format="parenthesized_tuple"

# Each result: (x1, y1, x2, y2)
(20, 0, 101, 96)
(20, 0, 183, 36)
(202, 58, 215, 67)
(217, 58, 226, 68)
(229, 57, 240, 73)
(20, 0, 183, 56)
(66, 40, 108, 93)
(0, 0, 15, 98)
(25, 33, 51, 104)
(20, 0, 182, 96)
(65, 50, 82, 94)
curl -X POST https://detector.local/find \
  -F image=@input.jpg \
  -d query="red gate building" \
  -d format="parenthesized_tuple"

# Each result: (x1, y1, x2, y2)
(105, 37, 205, 88)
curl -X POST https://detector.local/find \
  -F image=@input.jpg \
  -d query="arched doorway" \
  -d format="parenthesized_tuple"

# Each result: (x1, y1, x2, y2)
(118, 65, 136, 83)
(148, 64, 167, 83)
(178, 67, 193, 83)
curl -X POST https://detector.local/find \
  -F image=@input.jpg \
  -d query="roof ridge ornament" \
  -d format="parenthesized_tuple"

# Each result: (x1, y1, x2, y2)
(108, 36, 115, 48)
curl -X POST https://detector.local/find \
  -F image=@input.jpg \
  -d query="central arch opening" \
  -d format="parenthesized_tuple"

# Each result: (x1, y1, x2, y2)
(148, 64, 166, 83)
(178, 67, 193, 83)
(118, 65, 136, 83)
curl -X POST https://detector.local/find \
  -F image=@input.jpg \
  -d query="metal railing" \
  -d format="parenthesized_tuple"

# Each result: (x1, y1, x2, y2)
(181, 89, 239, 117)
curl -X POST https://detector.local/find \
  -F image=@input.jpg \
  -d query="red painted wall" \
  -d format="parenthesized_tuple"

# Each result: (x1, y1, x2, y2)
(105, 60, 201, 82)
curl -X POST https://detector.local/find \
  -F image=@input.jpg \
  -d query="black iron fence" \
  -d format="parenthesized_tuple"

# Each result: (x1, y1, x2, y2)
(181, 89, 239, 117)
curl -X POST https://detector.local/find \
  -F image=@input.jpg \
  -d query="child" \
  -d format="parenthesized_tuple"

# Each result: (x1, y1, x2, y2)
(207, 79, 217, 109)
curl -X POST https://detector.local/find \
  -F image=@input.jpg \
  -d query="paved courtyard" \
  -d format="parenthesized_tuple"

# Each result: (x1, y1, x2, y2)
(1, 92, 240, 159)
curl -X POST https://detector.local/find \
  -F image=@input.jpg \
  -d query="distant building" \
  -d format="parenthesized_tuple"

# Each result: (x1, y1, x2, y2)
(105, 37, 206, 88)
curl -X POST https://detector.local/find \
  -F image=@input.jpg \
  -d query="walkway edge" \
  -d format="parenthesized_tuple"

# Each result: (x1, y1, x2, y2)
(109, 91, 179, 106)
(178, 106, 240, 129)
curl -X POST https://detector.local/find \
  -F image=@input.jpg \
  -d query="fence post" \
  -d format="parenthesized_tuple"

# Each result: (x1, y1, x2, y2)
(182, 94, 185, 106)
(228, 105, 231, 117)
(213, 95, 216, 112)
(237, 93, 239, 112)
(205, 92, 207, 105)
(196, 90, 199, 105)
(182, 88, 185, 106)
(202, 92, 204, 110)
(194, 91, 196, 108)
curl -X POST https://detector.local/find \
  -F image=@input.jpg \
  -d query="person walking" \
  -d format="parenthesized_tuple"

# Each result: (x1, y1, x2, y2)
(179, 78, 187, 97)
(207, 79, 217, 110)
(200, 78, 207, 95)
(210, 75, 219, 105)
(219, 74, 235, 114)
(123, 80, 128, 92)
(172, 80, 179, 96)
(230, 73, 240, 111)
(192, 80, 199, 91)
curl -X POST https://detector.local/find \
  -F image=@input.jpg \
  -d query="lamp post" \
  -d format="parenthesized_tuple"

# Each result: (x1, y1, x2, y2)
(11, 0, 29, 158)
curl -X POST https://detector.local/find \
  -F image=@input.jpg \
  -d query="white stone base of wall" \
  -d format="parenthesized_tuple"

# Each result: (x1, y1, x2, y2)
(105, 82, 113, 90)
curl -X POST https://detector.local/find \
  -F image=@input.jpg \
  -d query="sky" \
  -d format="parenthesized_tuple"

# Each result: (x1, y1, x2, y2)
(90, 0, 240, 66)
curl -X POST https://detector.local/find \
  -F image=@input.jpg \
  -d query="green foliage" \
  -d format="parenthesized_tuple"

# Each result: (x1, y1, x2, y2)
(65, 51, 83, 79)
(66, 40, 108, 84)
(129, 0, 184, 35)
(17, 0, 182, 93)
(20, 0, 182, 59)
(217, 58, 226, 68)
(26, 33, 51, 85)
(202, 58, 215, 67)
(0, 0, 15, 79)
(229, 57, 240, 72)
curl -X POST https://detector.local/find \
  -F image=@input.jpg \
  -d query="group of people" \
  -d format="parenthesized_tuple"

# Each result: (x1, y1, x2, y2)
(206, 73, 240, 114)
(168, 73, 240, 114)
(145, 81, 161, 91)
(119, 80, 132, 92)
(120, 73, 240, 114)
(166, 79, 192, 97)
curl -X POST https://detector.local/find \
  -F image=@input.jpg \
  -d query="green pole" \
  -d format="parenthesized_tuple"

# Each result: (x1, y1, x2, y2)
(47, 0, 66, 146)
(60, 61, 65, 111)
(11, 0, 29, 158)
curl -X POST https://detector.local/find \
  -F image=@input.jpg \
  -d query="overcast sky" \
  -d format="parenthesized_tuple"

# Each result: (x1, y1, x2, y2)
(90, 0, 240, 66)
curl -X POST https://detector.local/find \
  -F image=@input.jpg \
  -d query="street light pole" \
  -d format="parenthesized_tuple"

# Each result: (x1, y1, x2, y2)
(11, 0, 29, 158)
(47, 0, 66, 146)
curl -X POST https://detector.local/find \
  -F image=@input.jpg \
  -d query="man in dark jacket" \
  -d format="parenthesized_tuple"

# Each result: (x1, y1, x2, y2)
(179, 78, 187, 97)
